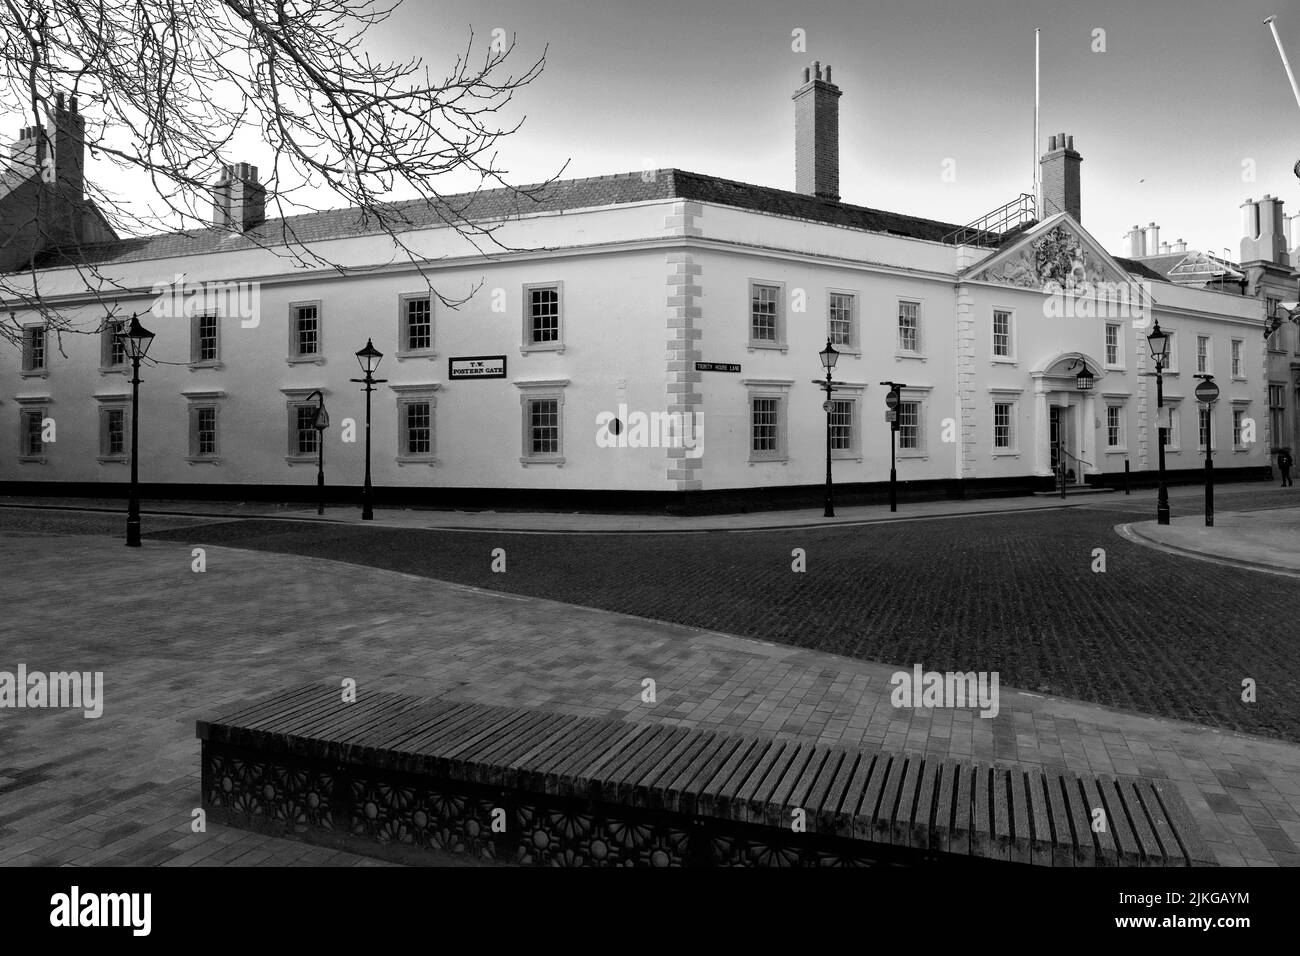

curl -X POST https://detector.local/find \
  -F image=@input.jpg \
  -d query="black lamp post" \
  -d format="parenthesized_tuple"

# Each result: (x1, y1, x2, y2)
(819, 338, 840, 518)
(305, 389, 329, 516)
(350, 339, 387, 521)
(1194, 374, 1220, 527)
(1147, 320, 1171, 525)
(880, 381, 906, 512)
(117, 314, 156, 547)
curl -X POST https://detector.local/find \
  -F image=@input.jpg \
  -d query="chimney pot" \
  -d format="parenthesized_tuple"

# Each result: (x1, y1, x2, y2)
(68, 96, 77, 113)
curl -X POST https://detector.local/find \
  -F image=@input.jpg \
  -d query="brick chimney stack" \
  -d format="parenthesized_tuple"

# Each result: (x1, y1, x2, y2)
(212, 162, 266, 232)
(1038, 133, 1082, 223)
(40, 93, 86, 244)
(792, 61, 841, 201)
(47, 93, 84, 201)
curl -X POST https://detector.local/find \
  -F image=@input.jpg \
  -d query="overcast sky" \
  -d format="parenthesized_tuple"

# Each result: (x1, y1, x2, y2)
(82, 0, 1300, 260)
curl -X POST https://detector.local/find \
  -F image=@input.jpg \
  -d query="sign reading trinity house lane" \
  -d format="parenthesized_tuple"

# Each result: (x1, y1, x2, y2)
(449, 355, 507, 379)
(695, 362, 741, 373)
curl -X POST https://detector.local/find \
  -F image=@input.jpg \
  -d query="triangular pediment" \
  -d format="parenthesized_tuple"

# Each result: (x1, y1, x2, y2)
(963, 214, 1137, 293)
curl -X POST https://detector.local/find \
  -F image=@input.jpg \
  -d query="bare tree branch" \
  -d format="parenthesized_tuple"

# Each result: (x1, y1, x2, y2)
(0, 0, 567, 345)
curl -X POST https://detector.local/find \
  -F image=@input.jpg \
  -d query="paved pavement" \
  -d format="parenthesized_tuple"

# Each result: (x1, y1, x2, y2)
(1124, 506, 1300, 578)
(2, 527, 1300, 867)
(2, 478, 1289, 533)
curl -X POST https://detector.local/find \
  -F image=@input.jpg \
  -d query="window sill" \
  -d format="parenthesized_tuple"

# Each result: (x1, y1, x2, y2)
(284, 456, 320, 466)
(897, 452, 928, 460)
(19, 370, 48, 379)
(895, 352, 926, 361)
(186, 457, 222, 465)
(1234, 447, 1251, 454)
(748, 458, 789, 465)
(287, 356, 325, 366)
(396, 351, 438, 362)
(189, 362, 224, 372)
(990, 358, 1018, 366)
(991, 451, 1020, 458)
(96, 456, 127, 464)
(747, 343, 788, 353)
(17, 456, 46, 464)
(520, 456, 565, 467)
(1104, 365, 1125, 372)
(1104, 448, 1128, 455)
(396, 456, 439, 466)
(98, 367, 128, 376)
(831, 347, 862, 357)
(1231, 376, 1247, 383)
(520, 344, 565, 355)
(830, 453, 862, 462)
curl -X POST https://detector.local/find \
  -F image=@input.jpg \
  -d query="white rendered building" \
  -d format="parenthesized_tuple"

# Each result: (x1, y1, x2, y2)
(0, 65, 1272, 510)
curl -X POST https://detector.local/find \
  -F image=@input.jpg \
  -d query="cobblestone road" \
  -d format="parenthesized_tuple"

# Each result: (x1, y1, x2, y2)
(146, 499, 1300, 743)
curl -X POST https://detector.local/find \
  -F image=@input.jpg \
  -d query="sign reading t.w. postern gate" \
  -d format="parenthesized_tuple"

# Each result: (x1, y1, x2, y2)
(449, 355, 507, 380)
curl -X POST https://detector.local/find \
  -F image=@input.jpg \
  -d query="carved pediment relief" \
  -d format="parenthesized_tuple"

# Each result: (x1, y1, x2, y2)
(969, 223, 1126, 294)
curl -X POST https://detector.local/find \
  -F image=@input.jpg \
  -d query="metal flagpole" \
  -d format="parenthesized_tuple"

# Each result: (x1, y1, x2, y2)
(1265, 16, 1300, 113)
(1034, 28, 1040, 214)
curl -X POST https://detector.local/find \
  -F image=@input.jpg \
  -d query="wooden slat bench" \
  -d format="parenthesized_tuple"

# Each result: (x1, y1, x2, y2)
(197, 683, 1217, 867)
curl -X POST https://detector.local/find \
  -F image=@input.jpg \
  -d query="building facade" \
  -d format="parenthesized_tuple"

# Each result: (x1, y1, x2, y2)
(0, 64, 1273, 508)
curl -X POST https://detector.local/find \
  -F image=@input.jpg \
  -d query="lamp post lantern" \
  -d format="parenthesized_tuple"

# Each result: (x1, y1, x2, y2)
(305, 389, 329, 516)
(117, 314, 156, 547)
(1147, 320, 1171, 525)
(350, 339, 387, 520)
(819, 339, 840, 518)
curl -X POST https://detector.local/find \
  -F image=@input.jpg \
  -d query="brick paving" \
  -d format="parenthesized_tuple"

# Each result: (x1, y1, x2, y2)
(2, 517, 1299, 867)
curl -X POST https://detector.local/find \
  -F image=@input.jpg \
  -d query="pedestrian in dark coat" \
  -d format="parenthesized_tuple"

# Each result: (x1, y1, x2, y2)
(1280, 450, 1294, 487)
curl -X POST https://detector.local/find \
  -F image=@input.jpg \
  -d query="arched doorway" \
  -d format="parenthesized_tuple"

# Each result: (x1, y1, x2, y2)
(1030, 351, 1105, 485)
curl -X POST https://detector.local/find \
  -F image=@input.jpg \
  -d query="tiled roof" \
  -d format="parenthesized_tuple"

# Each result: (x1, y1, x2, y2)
(1129, 253, 1187, 277)
(29, 169, 973, 270)
(1113, 256, 1171, 282)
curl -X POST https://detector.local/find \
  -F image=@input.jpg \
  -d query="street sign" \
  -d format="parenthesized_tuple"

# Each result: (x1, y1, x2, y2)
(448, 355, 507, 379)
(1195, 379, 1220, 405)
(885, 390, 900, 410)
(885, 410, 897, 422)
(696, 362, 741, 373)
